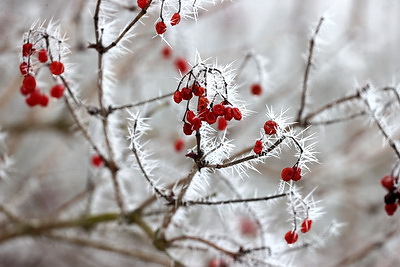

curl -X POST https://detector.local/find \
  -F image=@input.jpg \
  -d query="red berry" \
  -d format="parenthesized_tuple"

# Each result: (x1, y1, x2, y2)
(23, 75, 36, 92)
(25, 89, 41, 107)
(198, 96, 209, 111)
(264, 120, 278, 135)
(281, 167, 294, 181)
(284, 230, 298, 244)
(381, 175, 395, 191)
(50, 84, 65, 99)
(20, 85, 30, 96)
(175, 57, 189, 74)
(49, 61, 64, 75)
(192, 84, 205, 96)
(22, 43, 33, 57)
(292, 166, 302, 181)
(300, 219, 313, 233)
(385, 203, 397, 216)
(213, 104, 225, 116)
(91, 154, 103, 167)
(137, 0, 149, 9)
(170, 13, 181, 26)
(250, 83, 262, 95)
(174, 139, 185, 152)
(191, 117, 202, 130)
(253, 140, 263, 154)
(206, 111, 217, 124)
(38, 49, 48, 63)
(239, 217, 258, 237)
(224, 107, 233, 121)
(173, 91, 182, 103)
(186, 110, 196, 123)
(181, 87, 193, 100)
(161, 46, 172, 59)
(232, 107, 242, 121)
(183, 123, 193, 135)
(39, 94, 49, 107)
(217, 117, 228, 131)
(19, 62, 30, 75)
(155, 21, 167, 34)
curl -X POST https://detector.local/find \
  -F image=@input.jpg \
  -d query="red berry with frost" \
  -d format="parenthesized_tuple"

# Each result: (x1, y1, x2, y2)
(181, 87, 193, 100)
(192, 117, 202, 130)
(232, 107, 242, 120)
(381, 175, 395, 191)
(50, 61, 64, 75)
(174, 139, 185, 152)
(175, 57, 188, 74)
(39, 94, 49, 107)
(186, 110, 196, 123)
(50, 84, 65, 99)
(91, 154, 103, 167)
(281, 167, 294, 181)
(137, 0, 149, 9)
(155, 21, 167, 34)
(19, 62, 30, 75)
(250, 83, 262, 96)
(173, 91, 182, 103)
(264, 120, 278, 135)
(217, 117, 228, 131)
(385, 203, 397, 216)
(161, 46, 172, 59)
(292, 166, 302, 181)
(206, 111, 217, 124)
(224, 107, 233, 121)
(22, 43, 33, 57)
(300, 219, 313, 233)
(170, 13, 181, 26)
(192, 84, 205, 96)
(183, 123, 193, 135)
(253, 140, 263, 154)
(23, 75, 36, 92)
(213, 104, 225, 116)
(38, 49, 48, 63)
(284, 230, 298, 244)
(239, 217, 258, 237)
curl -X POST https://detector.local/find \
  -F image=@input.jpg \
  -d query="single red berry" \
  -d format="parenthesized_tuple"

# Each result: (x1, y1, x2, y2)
(208, 258, 229, 267)
(385, 203, 397, 216)
(174, 57, 189, 74)
(250, 83, 263, 96)
(183, 123, 193, 135)
(161, 46, 172, 59)
(381, 175, 395, 191)
(232, 107, 242, 120)
(264, 120, 278, 135)
(39, 94, 49, 107)
(300, 219, 313, 233)
(19, 62, 30, 75)
(38, 49, 48, 63)
(20, 85, 30, 96)
(224, 107, 233, 121)
(49, 61, 65, 75)
(191, 117, 202, 130)
(170, 13, 181, 26)
(91, 154, 103, 167)
(181, 87, 193, 100)
(213, 104, 225, 116)
(173, 90, 182, 103)
(155, 21, 167, 34)
(174, 139, 185, 152)
(186, 110, 196, 123)
(22, 43, 33, 57)
(281, 167, 294, 181)
(284, 230, 298, 244)
(206, 111, 217, 125)
(292, 166, 302, 181)
(137, 0, 149, 9)
(239, 217, 258, 237)
(198, 96, 209, 111)
(25, 89, 41, 107)
(217, 117, 228, 131)
(50, 84, 65, 99)
(253, 140, 263, 154)
(23, 75, 36, 92)
(192, 84, 205, 96)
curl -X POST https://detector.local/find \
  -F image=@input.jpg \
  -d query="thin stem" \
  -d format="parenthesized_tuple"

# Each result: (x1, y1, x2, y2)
(108, 92, 174, 114)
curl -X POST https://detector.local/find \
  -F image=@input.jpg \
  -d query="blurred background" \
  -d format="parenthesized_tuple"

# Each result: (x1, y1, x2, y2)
(1, 0, 400, 266)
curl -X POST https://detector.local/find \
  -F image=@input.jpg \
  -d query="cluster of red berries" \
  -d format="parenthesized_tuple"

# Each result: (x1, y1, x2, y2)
(19, 43, 65, 107)
(173, 83, 242, 135)
(284, 218, 313, 244)
(253, 120, 279, 155)
(281, 166, 302, 181)
(381, 175, 399, 216)
(155, 13, 181, 35)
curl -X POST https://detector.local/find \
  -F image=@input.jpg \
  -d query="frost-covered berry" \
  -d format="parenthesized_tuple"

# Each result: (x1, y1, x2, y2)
(253, 140, 263, 155)
(284, 230, 298, 244)
(170, 13, 181, 26)
(155, 21, 167, 34)
(263, 120, 278, 135)
(181, 87, 193, 100)
(232, 107, 242, 120)
(300, 219, 313, 233)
